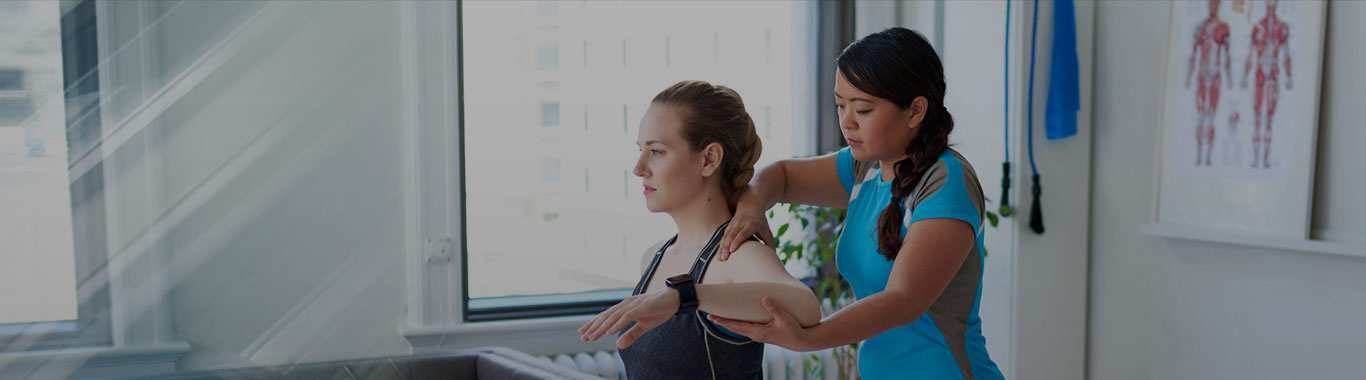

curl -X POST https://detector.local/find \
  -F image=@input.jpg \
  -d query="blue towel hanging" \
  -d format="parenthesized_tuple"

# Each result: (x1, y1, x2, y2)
(1045, 0, 1079, 141)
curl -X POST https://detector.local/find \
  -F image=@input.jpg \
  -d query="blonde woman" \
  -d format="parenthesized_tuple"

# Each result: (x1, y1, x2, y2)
(578, 80, 820, 379)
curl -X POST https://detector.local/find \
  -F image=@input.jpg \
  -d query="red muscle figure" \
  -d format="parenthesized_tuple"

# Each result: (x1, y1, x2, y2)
(1243, 0, 1292, 168)
(1185, 0, 1232, 167)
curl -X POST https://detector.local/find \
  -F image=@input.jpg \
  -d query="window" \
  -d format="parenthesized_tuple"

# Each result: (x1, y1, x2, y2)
(0, 69, 30, 126)
(3, 0, 260, 357)
(460, 0, 813, 321)
(540, 102, 560, 128)
(538, 45, 559, 71)
(536, 0, 558, 17)
(0, 69, 22, 90)
(0, 0, 111, 351)
(540, 157, 561, 183)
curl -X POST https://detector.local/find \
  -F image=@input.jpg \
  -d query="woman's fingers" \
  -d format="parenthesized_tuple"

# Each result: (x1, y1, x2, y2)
(758, 227, 774, 248)
(721, 215, 776, 261)
(760, 297, 795, 326)
(577, 317, 597, 337)
(602, 310, 640, 338)
(721, 220, 755, 260)
(615, 323, 647, 350)
(615, 317, 666, 349)
(718, 221, 743, 261)
(581, 311, 613, 341)
(594, 312, 630, 341)
(584, 302, 630, 341)
(579, 310, 610, 340)
(580, 303, 621, 336)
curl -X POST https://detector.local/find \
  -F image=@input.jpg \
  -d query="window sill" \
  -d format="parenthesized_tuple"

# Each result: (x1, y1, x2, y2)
(0, 343, 191, 378)
(400, 315, 617, 356)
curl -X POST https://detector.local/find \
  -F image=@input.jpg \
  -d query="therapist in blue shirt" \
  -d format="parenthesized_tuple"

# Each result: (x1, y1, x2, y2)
(710, 27, 1005, 380)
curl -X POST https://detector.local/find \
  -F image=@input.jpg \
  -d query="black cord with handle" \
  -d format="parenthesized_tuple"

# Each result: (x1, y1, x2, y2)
(1025, 0, 1044, 234)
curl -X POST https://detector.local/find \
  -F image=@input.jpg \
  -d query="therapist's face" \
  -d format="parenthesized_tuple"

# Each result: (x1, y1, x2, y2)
(632, 104, 713, 213)
(834, 69, 922, 162)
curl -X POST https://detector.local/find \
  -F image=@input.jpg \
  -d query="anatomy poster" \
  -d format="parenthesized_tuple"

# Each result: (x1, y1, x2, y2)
(1155, 0, 1325, 238)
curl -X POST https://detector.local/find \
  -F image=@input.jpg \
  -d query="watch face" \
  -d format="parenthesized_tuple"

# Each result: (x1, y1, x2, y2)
(666, 274, 693, 286)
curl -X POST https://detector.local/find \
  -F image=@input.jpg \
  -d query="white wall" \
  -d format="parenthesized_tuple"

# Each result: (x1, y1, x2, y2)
(1311, 1, 1366, 246)
(1008, 1, 1095, 379)
(941, 1, 1096, 379)
(1089, 1, 1366, 379)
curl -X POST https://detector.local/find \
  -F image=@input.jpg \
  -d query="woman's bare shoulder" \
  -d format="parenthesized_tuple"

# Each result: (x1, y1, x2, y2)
(708, 239, 792, 283)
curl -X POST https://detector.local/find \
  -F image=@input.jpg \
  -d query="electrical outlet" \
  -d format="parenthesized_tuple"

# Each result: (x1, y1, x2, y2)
(427, 237, 454, 263)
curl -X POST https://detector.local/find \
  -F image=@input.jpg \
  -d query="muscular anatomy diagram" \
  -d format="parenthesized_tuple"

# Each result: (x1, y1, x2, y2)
(1185, 0, 1232, 167)
(1242, 0, 1292, 169)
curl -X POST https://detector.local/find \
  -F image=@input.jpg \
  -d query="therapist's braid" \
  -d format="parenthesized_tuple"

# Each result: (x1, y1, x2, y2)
(837, 27, 954, 260)
(878, 105, 953, 260)
(652, 80, 762, 214)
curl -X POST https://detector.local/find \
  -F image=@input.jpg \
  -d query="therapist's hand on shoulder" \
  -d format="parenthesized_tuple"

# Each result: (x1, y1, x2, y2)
(578, 289, 678, 350)
(708, 296, 813, 352)
(717, 206, 774, 262)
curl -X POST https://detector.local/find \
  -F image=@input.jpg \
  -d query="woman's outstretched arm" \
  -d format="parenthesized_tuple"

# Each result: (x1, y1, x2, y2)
(579, 241, 821, 349)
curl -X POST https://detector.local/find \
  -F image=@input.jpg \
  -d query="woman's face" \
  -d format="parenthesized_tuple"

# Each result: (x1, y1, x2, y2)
(834, 69, 921, 162)
(633, 104, 716, 213)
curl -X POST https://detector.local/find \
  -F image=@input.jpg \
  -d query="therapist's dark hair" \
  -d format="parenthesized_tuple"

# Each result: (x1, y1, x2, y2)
(838, 27, 954, 260)
(652, 80, 762, 213)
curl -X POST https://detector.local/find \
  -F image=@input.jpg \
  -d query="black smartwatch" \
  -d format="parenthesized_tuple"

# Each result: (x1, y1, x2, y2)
(665, 273, 698, 316)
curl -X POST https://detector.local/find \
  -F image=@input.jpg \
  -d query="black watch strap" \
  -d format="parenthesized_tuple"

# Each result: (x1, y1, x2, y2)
(666, 274, 698, 316)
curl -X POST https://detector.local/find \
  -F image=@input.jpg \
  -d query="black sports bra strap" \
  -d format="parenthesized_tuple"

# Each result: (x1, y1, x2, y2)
(632, 235, 677, 295)
(631, 222, 729, 295)
(686, 222, 730, 284)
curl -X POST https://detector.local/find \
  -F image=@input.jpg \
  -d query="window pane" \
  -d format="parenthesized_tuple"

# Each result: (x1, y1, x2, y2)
(540, 157, 561, 183)
(539, 45, 559, 71)
(0, 69, 23, 90)
(463, 0, 807, 304)
(0, 0, 78, 325)
(541, 102, 560, 128)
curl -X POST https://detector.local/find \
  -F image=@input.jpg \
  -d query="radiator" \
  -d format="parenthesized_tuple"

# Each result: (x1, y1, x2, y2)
(538, 345, 854, 380)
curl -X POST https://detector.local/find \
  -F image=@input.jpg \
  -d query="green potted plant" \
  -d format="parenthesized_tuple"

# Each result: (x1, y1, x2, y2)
(771, 203, 858, 379)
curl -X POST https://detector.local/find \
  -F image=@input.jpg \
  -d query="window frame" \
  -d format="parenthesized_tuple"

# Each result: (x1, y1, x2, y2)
(397, 0, 833, 355)
(1, 1, 196, 365)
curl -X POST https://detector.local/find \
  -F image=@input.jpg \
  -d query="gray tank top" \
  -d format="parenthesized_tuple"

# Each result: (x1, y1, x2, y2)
(618, 222, 764, 379)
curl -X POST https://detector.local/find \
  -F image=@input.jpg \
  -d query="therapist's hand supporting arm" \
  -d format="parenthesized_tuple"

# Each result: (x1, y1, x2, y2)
(710, 218, 976, 352)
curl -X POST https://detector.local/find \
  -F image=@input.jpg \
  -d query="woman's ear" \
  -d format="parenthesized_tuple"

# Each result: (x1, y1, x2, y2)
(700, 142, 724, 177)
(907, 96, 929, 130)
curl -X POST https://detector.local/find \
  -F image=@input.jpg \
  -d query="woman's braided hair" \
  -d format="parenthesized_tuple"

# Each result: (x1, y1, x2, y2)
(838, 28, 954, 260)
(651, 80, 762, 213)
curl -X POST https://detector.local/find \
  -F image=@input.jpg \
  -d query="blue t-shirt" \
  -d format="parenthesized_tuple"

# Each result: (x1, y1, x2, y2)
(834, 147, 1003, 380)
